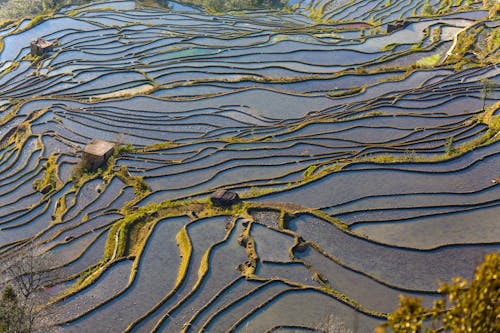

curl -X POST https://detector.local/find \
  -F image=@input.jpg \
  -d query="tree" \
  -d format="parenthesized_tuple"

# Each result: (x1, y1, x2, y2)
(0, 243, 60, 332)
(422, 1, 435, 15)
(379, 252, 500, 333)
(480, 78, 496, 111)
(0, 286, 29, 333)
(444, 136, 455, 155)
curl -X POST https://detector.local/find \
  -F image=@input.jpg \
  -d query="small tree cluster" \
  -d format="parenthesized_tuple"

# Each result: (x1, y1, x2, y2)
(0, 244, 60, 333)
(481, 78, 496, 111)
(0, 286, 29, 333)
(422, 1, 435, 15)
(379, 252, 499, 333)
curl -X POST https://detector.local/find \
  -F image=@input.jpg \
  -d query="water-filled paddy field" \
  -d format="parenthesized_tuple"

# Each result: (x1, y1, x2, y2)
(0, 0, 498, 332)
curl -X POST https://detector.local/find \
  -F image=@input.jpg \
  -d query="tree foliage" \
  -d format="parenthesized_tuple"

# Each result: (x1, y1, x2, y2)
(422, 1, 435, 15)
(164, 0, 288, 12)
(0, 244, 60, 333)
(0, 285, 29, 333)
(380, 252, 500, 333)
(481, 78, 496, 111)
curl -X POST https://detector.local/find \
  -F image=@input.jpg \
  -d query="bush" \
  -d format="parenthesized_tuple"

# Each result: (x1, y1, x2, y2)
(444, 136, 456, 155)
(115, 143, 135, 155)
(1, 244, 60, 332)
(379, 252, 500, 333)
(422, 2, 435, 15)
(0, 286, 27, 333)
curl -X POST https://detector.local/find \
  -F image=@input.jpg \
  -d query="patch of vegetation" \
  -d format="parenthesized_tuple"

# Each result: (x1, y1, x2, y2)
(416, 53, 441, 67)
(32, 152, 61, 193)
(446, 24, 499, 69)
(70, 162, 101, 188)
(378, 252, 499, 333)
(0, 246, 59, 332)
(444, 136, 456, 155)
(308, 2, 328, 23)
(0, 0, 89, 21)
(175, 227, 192, 285)
(152, 0, 287, 13)
(115, 143, 135, 155)
(0, 61, 19, 78)
(105, 200, 200, 260)
(382, 43, 399, 51)
(422, 1, 435, 15)
(76, 261, 105, 286)
(481, 78, 496, 111)
(0, 286, 27, 332)
(71, 143, 137, 190)
(115, 209, 148, 259)
(11, 123, 31, 148)
(302, 164, 318, 181)
(116, 165, 150, 196)
(240, 185, 278, 198)
(142, 140, 178, 151)
(327, 86, 363, 98)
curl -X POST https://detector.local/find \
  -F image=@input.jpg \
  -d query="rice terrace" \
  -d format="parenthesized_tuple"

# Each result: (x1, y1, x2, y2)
(0, 0, 498, 332)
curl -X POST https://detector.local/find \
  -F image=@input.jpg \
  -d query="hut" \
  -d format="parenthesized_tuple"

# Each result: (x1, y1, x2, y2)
(210, 189, 240, 207)
(81, 139, 115, 171)
(386, 20, 409, 33)
(30, 38, 53, 56)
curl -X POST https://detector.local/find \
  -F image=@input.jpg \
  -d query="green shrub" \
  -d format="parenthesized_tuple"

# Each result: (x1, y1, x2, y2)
(302, 164, 317, 180)
(0, 286, 27, 332)
(444, 136, 456, 155)
(115, 143, 135, 155)
(422, 1, 435, 15)
(379, 252, 500, 333)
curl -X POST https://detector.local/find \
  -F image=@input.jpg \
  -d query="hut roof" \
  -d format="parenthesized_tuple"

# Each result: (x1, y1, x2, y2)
(210, 189, 240, 207)
(32, 38, 53, 48)
(83, 139, 115, 157)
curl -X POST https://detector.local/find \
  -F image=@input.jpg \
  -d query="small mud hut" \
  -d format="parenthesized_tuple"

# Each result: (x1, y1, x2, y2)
(30, 38, 53, 56)
(81, 139, 115, 171)
(386, 20, 409, 33)
(210, 189, 240, 207)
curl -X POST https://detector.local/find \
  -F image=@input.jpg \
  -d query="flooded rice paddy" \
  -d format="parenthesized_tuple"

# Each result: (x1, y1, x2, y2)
(0, 0, 498, 332)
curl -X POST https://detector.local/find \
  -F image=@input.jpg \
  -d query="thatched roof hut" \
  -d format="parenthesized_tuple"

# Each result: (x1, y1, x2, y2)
(210, 189, 240, 207)
(30, 38, 53, 56)
(81, 139, 115, 171)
